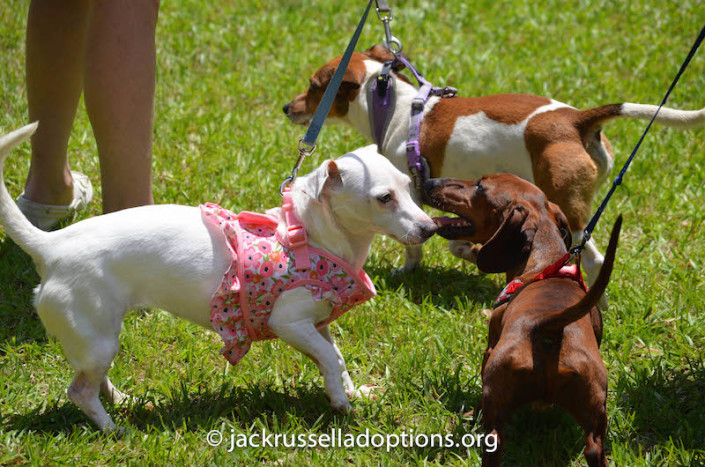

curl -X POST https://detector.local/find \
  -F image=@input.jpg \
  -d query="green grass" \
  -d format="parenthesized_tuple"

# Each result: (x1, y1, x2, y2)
(1, 0, 704, 464)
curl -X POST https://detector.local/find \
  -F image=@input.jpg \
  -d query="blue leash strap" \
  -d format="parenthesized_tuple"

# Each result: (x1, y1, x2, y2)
(301, 0, 374, 147)
(280, 0, 376, 195)
(573, 22, 705, 255)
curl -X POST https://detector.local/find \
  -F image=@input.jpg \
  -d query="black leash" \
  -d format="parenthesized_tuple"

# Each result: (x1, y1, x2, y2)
(571, 22, 705, 258)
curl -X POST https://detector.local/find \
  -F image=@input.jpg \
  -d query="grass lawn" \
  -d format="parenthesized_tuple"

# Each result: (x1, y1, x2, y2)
(1, 0, 704, 464)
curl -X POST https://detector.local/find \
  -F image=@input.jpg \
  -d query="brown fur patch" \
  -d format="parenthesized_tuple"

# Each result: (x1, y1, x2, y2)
(420, 94, 552, 178)
(524, 107, 606, 230)
(309, 54, 367, 118)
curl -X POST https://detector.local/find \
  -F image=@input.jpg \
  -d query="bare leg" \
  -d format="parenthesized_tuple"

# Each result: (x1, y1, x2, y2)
(84, 0, 158, 213)
(24, 0, 90, 205)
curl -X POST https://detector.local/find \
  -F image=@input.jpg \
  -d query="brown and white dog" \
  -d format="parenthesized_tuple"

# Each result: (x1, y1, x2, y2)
(424, 174, 621, 467)
(284, 45, 703, 287)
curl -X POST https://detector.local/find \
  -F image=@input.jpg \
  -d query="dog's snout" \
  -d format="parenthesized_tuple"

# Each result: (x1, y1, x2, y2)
(419, 221, 438, 240)
(423, 178, 447, 195)
(282, 103, 290, 115)
(423, 178, 449, 206)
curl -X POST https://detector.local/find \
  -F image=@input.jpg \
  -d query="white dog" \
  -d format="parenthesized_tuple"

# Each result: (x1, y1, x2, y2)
(0, 123, 436, 433)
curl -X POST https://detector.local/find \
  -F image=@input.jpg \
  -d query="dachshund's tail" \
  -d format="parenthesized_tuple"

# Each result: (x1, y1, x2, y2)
(538, 215, 622, 333)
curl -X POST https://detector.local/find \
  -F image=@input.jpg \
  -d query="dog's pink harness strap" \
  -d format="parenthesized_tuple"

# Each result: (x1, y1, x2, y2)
(494, 253, 588, 308)
(281, 188, 310, 271)
(201, 203, 376, 366)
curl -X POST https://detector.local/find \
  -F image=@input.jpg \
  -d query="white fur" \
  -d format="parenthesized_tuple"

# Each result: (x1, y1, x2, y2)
(0, 126, 435, 432)
(620, 103, 705, 129)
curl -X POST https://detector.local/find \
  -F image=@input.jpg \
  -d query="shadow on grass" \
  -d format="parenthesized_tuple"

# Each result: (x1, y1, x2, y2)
(366, 264, 499, 310)
(4, 381, 355, 435)
(6, 374, 590, 465)
(0, 239, 45, 347)
(496, 405, 587, 466)
(616, 358, 705, 451)
(395, 366, 591, 465)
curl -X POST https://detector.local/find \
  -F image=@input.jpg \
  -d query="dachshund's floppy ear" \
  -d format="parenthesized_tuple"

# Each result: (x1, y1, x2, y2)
(547, 201, 572, 251)
(476, 204, 535, 273)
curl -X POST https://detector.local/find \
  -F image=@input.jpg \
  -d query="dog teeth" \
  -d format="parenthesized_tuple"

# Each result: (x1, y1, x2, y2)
(433, 216, 469, 228)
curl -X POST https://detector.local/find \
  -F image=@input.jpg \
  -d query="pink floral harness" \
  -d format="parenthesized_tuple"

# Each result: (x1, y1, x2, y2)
(201, 197, 376, 366)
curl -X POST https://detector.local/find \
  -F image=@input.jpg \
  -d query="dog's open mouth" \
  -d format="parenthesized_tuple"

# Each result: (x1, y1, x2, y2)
(433, 215, 475, 239)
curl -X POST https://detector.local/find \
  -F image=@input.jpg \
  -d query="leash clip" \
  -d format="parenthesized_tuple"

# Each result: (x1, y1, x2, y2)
(568, 228, 591, 261)
(439, 86, 458, 98)
(281, 140, 317, 196)
(376, 5, 402, 54)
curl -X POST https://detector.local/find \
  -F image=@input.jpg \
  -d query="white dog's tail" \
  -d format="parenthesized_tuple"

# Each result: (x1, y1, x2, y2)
(619, 103, 705, 128)
(0, 122, 50, 262)
(578, 103, 705, 130)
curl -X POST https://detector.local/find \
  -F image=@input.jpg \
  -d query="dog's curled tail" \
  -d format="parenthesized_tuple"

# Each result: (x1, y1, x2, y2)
(0, 122, 50, 262)
(538, 215, 622, 333)
(578, 103, 705, 131)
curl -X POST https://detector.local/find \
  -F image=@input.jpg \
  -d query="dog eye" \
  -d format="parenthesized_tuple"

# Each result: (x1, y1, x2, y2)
(377, 193, 393, 204)
(474, 181, 485, 193)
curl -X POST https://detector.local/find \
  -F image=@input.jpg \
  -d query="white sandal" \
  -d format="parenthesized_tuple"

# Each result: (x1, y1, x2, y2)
(16, 171, 93, 231)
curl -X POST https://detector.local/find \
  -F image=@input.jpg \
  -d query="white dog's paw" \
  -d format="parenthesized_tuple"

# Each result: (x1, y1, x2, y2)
(391, 264, 417, 276)
(395, 245, 423, 273)
(346, 384, 382, 401)
(330, 397, 353, 414)
(448, 240, 480, 263)
(104, 425, 129, 437)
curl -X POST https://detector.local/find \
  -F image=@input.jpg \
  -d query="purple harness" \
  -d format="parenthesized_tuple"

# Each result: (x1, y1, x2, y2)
(370, 56, 457, 190)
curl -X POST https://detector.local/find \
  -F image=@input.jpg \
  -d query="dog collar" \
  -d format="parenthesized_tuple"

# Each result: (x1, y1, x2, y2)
(494, 253, 588, 308)
(391, 55, 457, 191)
(370, 57, 456, 192)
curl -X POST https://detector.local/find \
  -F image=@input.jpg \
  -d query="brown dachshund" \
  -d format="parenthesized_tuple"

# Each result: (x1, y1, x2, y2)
(424, 174, 621, 467)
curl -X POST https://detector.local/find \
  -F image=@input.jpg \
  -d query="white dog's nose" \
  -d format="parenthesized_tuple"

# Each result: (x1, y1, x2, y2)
(419, 220, 437, 240)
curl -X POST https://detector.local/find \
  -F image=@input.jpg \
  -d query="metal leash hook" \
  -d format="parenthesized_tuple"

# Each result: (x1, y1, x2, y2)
(567, 229, 591, 264)
(280, 139, 316, 195)
(376, 0, 402, 54)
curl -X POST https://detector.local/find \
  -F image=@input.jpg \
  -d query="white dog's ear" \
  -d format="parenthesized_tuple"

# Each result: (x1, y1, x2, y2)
(319, 160, 343, 201)
(305, 159, 344, 202)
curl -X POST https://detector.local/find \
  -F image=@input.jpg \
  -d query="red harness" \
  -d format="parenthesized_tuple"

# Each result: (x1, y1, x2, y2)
(494, 253, 588, 308)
